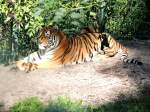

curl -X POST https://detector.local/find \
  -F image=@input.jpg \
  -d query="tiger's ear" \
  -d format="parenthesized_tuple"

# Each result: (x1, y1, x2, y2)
(52, 25, 60, 32)
(46, 25, 59, 32)
(53, 25, 59, 30)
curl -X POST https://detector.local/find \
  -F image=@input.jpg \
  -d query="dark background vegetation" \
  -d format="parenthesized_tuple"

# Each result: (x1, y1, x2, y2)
(0, 0, 149, 64)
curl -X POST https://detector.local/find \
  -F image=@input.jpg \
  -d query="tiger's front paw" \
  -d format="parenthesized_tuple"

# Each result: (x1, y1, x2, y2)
(16, 61, 38, 73)
(22, 62, 38, 73)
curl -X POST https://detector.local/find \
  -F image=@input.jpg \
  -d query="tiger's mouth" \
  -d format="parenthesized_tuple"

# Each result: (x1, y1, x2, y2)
(38, 44, 47, 50)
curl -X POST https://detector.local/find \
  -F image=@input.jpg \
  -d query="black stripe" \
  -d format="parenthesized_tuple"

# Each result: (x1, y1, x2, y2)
(80, 38, 85, 62)
(73, 38, 79, 62)
(68, 38, 80, 63)
(89, 52, 93, 59)
(63, 39, 72, 56)
(83, 35, 93, 50)
(37, 52, 41, 60)
(130, 59, 134, 63)
(66, 38, 77, 63)
(134, 60, 138, 64)
(77, 38, 82, 61)
(70, 38, 78, 62)
(62, 39, 74, 63)
(86, 33, 98, 46)
(82, 36, 90, 59)
(94, 42, 98, 51)
(82, 35, 90, 54)
(85, 33, 95, 43)
(90, 33, 98, 39)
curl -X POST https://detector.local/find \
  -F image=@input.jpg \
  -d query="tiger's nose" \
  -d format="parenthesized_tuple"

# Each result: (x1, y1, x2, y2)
(38, 39, 48, 45)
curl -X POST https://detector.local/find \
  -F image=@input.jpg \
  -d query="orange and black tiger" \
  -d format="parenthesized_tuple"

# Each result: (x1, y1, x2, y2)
(16, 26, 142, 72)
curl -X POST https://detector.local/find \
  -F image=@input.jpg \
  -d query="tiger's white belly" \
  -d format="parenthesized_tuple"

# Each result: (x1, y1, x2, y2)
(23, 50, 55, 63)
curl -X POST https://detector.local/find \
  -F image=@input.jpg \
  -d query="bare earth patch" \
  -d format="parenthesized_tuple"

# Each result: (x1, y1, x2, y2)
(0, 40, 150, 111)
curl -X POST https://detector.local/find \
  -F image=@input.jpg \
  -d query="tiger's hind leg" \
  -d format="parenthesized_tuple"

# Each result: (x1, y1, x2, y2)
(101, 45, 117, 57)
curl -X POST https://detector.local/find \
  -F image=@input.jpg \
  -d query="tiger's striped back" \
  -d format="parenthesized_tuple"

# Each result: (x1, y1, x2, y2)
(80, 26, 99, 34)
(61, 33, 104, 64)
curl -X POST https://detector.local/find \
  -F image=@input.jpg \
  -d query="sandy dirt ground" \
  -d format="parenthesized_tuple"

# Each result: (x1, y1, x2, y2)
(0, 40, 150, 111)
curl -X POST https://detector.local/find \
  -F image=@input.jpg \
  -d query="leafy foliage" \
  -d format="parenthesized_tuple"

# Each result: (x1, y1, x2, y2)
(11, 97, 43, 112)
(39, 0, 103, 36)
(10, 95, 150, 112)
(105, 0, 147, 39)
(0, 0, 43, 57)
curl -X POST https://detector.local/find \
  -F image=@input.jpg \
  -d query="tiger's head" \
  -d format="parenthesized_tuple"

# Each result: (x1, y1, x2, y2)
(38, 26, 60, 51)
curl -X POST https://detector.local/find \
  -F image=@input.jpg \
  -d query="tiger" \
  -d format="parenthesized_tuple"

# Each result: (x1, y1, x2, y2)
(16, 26, 142, 72)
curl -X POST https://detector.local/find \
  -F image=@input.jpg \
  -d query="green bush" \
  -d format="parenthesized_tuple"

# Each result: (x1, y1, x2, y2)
(105, 0, 147, 39)
(10, 95, 150, 112)
(11, 97, 43, 112)
(0, 0, 43, 57)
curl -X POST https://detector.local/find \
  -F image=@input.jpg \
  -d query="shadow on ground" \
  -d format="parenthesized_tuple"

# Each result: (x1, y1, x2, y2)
(91, 85, 150, 112)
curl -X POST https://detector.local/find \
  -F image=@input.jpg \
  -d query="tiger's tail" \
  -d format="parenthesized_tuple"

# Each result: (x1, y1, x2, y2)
(119, 51, 143, 65)
(101, 33, 143, 65)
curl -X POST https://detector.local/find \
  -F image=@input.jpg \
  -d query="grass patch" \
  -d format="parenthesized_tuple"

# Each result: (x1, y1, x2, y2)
(11, 97, 85, 112)
(11, 97, 43, 112)
(44, 97, 84, 112)
(92, 96, 150, 112)
(10, 96, 150, 112)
